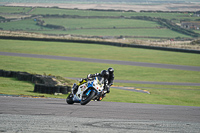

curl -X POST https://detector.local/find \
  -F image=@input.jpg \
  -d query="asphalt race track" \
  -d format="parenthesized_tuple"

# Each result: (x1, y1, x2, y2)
(1, 52, 200, 71)
(0, 96, 200, 133)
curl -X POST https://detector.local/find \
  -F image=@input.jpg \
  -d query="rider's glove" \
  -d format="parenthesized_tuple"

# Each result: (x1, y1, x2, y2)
(87, 74, 93, 80)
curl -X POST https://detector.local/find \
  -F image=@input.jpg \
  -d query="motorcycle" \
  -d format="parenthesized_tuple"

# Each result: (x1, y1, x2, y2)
(66, 76, 107, 105)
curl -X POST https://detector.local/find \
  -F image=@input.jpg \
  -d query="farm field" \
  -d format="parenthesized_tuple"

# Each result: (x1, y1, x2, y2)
(57, 28, 190, 37)
(0, 19, 49, 31)
(1, 6, 198, 21)
(0, 6, 32, 13)
(30, 7, 199, 21)
(41, 18, 160, 28)
(0, 17, 192, 38)
(0, 6, 199, 41)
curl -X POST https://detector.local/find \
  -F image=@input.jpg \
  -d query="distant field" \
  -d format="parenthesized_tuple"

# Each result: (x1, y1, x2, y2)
(0, 6, 31, 13)
(30, 8, 122, 16)
(0, 18, 190, 38)
(42, 18, 160, 28)
(0, 6, 199, 39)
(0, 19, 48, 31)
(30, 28, 190, 38)
(40, 18, 190, 37)
(61, 28, 190, 37)
(195, 30, 200, 34)
(1, 6, 196, 21)
(30, 7, 198, 21)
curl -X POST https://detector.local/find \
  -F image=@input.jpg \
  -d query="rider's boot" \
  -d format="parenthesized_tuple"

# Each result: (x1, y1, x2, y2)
(106, 85, 110, 93)
(72, 84, 78, 94)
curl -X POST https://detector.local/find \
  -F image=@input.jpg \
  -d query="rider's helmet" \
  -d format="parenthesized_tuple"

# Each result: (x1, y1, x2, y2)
(108, 67, 114, 74)
(101, 70, 109, 79)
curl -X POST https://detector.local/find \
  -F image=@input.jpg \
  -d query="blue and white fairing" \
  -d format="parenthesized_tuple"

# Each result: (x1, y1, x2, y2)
(72, 77, 104, 103)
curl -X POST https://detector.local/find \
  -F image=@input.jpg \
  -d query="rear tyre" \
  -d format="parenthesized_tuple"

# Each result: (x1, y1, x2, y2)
(81, 91, 95, 105)
(66, 93, 74, 104)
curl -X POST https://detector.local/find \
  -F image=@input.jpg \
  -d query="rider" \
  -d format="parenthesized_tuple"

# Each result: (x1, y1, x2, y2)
(107, 67, 114, 93)
(73, 67, 114, 95)
(87, 67, 114, 93)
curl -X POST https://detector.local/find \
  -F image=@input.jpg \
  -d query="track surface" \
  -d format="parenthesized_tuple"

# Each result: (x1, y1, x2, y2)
(0, 96, 200, 133)
(1, 51, 200, 86)
(1, 52, 200, 71)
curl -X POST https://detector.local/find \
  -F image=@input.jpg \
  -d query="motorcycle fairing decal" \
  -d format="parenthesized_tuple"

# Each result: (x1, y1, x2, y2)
(87, 81, 94, 88)
(86, 89, 91, 96)
(78, 79, 87, 86)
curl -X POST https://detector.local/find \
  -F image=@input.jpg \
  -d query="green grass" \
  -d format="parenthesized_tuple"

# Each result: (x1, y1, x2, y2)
(0, 55, 200, 83)
(1, 6, 198, 39)
(64, 28, 190, 37)
(0, 5, 200, 106)
(1, 39, 199, 66)
(30, 8, 123, 16)
(30, 7, 199, 21)
(0, 39, 199, 107)
(0, 6, 32, 13)
(0, 19, 50, 31)
(0, 17, 190, 38)
(0, 77, 68, 99)
(1, 77, 199, 106)
(194, 30, 200, 34)
(104, 87, 200, 106)
(114, 82, 200, 90)
(30, 28, 190, 38)
(42, 18, 160, 28)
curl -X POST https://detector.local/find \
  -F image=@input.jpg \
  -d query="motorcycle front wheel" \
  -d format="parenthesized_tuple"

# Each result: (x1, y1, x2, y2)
(80, 90, 95, 105)
(66, 93, 74, 104)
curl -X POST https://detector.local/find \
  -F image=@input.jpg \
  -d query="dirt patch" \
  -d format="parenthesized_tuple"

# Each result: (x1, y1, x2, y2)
(2, 3, 200, 12)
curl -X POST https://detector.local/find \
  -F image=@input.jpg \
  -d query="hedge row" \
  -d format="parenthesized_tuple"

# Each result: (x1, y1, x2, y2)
(0, 69, 71, 94)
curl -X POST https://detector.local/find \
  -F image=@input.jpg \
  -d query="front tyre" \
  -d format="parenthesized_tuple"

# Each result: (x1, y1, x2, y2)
(81, 90, 95, 105)
(66, 93, 74, 104)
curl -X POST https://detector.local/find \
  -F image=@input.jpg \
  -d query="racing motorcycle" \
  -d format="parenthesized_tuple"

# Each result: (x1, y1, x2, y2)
(66, 76, 107, 105)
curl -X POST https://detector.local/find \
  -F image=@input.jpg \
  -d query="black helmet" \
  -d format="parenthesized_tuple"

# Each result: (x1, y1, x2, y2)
(101, 70, 109, 79)
(108, 67, 114, 73)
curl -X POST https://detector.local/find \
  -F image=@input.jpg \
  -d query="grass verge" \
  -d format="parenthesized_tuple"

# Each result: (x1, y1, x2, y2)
(1, 39, 200, 66)
(104, 87, 200, 107)
(1, 77, 200, 106)
(0, 77, 68, 99)
(1, 55, 200, 83)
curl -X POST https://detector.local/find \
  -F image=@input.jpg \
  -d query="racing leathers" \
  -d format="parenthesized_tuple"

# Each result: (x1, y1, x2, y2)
(73, 68, 114, 96)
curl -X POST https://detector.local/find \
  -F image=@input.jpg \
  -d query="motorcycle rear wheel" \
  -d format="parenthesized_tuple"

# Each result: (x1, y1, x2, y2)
(80, 91, 95, 105)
